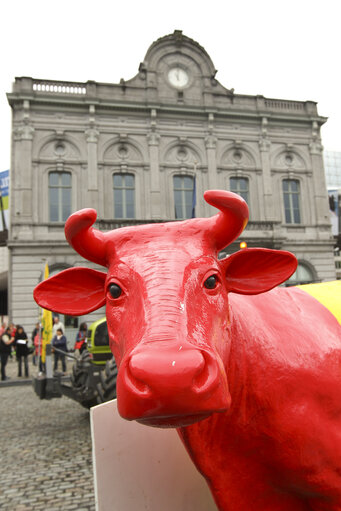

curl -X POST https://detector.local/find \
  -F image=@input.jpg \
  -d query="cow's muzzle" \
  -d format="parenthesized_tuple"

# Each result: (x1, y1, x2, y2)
(116, 343, 230, 427)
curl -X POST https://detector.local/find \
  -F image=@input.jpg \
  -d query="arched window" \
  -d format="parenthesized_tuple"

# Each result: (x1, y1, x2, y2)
(286, 262, 315, 286)
(173, 175, 195, 219)
(113, 173, 135, 219)
(49, 172, 72, 222)
(283, 179, 301, 224)
(229, 177, 249, 204)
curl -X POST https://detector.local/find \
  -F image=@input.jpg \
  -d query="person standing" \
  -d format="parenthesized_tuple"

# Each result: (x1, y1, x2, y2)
(8, 324, 16, 359)
(52, 328, 68, 373)
(74, 322, 87, 355)
(52, 315, 65, 337)
(0, 321, 7, 337)
(33, 328, 44, 372)
(14, 325, 29, 377)
(31, 322, 40, 366)
(0, 327, 14, 381)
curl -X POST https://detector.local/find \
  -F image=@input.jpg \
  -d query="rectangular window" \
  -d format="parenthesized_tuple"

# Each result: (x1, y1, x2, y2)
(283, 179, 301, 224)
(49, 172, 72, 222)
(113, 173, 135, 219)
(229, 177, 249, 204)
(173, 175, 195, 219)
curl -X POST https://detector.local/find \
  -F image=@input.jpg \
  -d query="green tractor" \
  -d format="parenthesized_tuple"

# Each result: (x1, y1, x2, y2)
(71, 318, 117, 407)
(34, 318, 118, 409)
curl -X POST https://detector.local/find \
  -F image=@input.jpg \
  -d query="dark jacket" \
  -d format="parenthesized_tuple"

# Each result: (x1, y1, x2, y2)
(0, 332, 12, 354)
(52, 334, 68, 353)
(14, 328, 29, 356)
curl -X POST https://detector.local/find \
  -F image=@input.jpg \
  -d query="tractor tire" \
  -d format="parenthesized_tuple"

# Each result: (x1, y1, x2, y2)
(97, 357, 118, 404)
(70, 350, 98, 409)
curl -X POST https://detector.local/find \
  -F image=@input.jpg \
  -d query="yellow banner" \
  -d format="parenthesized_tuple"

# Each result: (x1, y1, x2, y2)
(297, 280, 341, 325)
(41, 263, 53, 362)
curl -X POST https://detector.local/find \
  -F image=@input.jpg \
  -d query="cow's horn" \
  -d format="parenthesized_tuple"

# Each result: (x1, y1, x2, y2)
(65, 208, 108, 267)
(204, 190, 249, 251)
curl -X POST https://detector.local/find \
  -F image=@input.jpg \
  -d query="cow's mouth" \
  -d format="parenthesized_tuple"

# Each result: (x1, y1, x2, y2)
(136, 411, 215, 429)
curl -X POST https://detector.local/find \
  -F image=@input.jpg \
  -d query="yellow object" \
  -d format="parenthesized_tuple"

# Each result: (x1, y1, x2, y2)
(297, 280, 341, 325)
(41, 263, 53, 362)
(240, 241, 247, 249)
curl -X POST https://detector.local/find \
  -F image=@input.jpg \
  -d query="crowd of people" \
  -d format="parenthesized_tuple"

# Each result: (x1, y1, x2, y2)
(0, 316, 88, 381)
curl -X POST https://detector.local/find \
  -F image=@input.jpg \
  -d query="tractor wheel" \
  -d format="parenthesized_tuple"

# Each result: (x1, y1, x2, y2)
(97, 357, 118, 403)
(70, 350, 98, 409)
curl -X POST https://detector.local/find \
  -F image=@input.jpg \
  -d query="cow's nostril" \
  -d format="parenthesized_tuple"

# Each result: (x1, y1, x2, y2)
(192, 350, 219, 394)
(126, 358, 152, 396)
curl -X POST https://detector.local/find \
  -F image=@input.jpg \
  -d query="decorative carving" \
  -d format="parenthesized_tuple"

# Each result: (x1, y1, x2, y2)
(164, 143, 201, 166)
(207, 113, 214, 135)
(309, 140, 323, 155)
(274, 148, 306, 169)
(138, 62, 147, 80)
(259, 137, 271, 152)
(147, 133, 160, 146)
(221, 145, 255, 168)
(13, 124, 35, 141)
(39, 138, 80, 160)
(205, 135, 217, 150)
(173, 29, 184, 45)
(118, 145, 129, 159)
(54, 142, 66, 156)
(104, 140, 143, 162)
(177, 147, 189, 162)
(150, 109, 157, 132)
(88, 104, 96, 127)
(261, 117, 268, 136)
(85, 128, 100, 144)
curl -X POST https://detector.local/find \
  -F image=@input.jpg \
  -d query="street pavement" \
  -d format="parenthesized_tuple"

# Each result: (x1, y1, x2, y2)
(0, 355, 96, 510)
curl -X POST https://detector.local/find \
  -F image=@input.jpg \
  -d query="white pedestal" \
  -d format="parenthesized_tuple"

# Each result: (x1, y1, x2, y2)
(90, 400, 217, 511)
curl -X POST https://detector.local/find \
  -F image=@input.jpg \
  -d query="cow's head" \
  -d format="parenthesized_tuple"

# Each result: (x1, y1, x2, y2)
(34, 191, 297, 427)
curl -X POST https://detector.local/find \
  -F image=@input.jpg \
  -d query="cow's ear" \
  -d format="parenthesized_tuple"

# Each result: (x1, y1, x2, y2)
(33, 267, 107, 315)
(220, 248, 297, 295)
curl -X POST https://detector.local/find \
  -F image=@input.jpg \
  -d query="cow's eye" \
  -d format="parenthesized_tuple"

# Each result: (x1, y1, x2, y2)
(109, 283, 122, 299)
(204, 275, 218, 289)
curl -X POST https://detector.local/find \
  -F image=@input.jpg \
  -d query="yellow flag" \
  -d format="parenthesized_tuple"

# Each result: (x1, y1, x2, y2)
(41, 263, 53, 363)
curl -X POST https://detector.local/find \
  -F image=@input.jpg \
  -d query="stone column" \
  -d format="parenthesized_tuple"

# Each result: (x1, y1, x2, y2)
(147, 132, 161, 219)
(258, 118, 274, 221)
(13, 115, 35, 218)
(309, 123, 330, 226)
(205, 135, 218, 190)
(85, 127, 99, 190)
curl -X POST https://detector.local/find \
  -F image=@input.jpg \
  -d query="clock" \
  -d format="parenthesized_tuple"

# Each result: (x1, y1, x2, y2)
(168, 67, 189, 88)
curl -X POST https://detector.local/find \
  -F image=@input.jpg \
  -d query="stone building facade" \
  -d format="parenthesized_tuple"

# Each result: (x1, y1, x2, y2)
(7, 30, 335, 336)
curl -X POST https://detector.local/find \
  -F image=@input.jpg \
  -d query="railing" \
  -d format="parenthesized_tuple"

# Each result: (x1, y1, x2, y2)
(244, 221, 275, 231)
(96, 219, 277, 232)
(264, 99, 304, 111)
(32, 80, 86, 95)
(97, 219, 172, 231)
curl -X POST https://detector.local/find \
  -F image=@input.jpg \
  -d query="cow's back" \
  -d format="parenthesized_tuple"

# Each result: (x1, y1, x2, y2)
(180, 287, 341, 510)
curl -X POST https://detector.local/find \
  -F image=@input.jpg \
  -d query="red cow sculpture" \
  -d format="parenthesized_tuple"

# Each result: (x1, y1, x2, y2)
(34, 190, 341, 511)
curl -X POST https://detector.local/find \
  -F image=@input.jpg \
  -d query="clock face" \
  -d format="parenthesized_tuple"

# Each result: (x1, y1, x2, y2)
(168, 67, 189, 88)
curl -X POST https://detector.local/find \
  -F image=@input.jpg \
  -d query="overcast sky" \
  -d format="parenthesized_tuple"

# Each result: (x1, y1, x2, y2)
(1, 0, 340, 173)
